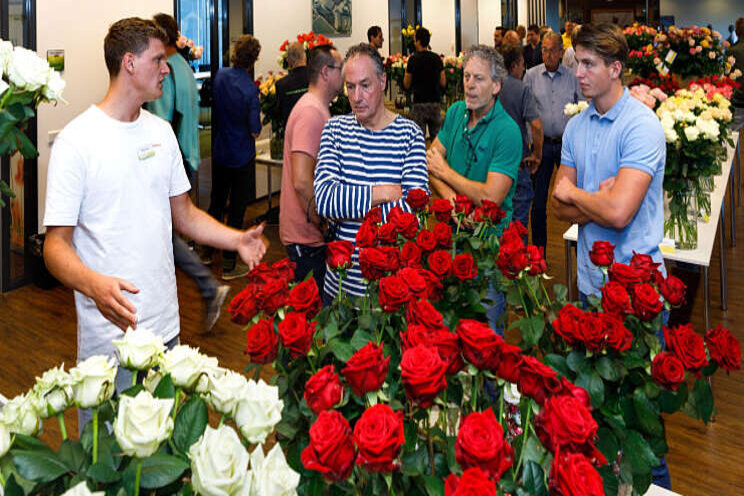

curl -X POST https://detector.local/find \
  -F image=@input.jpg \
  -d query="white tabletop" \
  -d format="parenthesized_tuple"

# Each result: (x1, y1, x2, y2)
(563, 132, 738, 268)
(255, 138, 283, 167)
(645, 485, 682, 496)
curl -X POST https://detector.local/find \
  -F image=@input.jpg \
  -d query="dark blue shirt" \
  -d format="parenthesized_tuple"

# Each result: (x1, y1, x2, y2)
(212, 67, 262, 167)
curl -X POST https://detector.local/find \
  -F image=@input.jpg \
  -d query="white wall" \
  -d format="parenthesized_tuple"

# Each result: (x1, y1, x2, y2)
(478, 0, 500, 46)
(460, 0, 479, 51)
(422, 0, 456, 55)
(36, 0, 172, 230)
(254, 0, 389, 78)
(661, 0, 744, 40)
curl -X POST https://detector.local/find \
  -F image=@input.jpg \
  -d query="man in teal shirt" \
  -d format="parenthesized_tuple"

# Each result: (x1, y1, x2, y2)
(427, 44, 522, 333)
(148, 13, 229, 333)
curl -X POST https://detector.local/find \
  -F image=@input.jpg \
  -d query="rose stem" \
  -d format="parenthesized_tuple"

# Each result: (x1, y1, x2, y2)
(57, 412, 68, 441)
(172, 389, 182, 422)
(134, 458, 143, 496)
(131, 369, 137, 388)
(218, 414, 225, 427)
(514, 399, 533, 475)
(498, 386, 505, 429)
(92, 406, 99, 464)
(470, 373, 479, 413)
(426, 418, 435, 476)
(0, 469, 6, 486)
(442, 388, 448, 436)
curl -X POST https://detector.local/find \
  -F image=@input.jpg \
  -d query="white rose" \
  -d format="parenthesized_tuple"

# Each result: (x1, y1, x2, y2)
(189, 425, 251, 496)
(112, 327, 166, 371)
(664, 127, 679, 144)
(70, 355, 117, 409)
(684, 125, 700, 141)
(60, 481, 105, 496)
(577, 101, 589, 112)
(249, 444, 300, 496)
(7, 46, 50, 91)
(42, 68, 66, 103)
(142, 368, 164, 394)
(161, 345, 218, 390)
(234, 380, 283, 445)
(31, 365, 74, 418)
(563, 103, 577, 116)
(0, 39, 13, 74)
(204, 369, 249, 418)
(0, 394, 41, 436)
(0, 421, 11, 457)
(0, 79, 8, 97)
(114, 390, 174, 458)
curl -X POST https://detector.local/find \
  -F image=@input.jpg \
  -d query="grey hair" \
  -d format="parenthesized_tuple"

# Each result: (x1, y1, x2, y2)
(344, 42, 384, 79)
(286, 41, 306, 68)
(542, 32, 563, 48)
(463, 44, 507, 84)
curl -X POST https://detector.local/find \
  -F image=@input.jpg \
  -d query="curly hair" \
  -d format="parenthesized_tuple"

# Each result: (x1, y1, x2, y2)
(231, 34, 261, 69)
(463, 44, 506, 84)
(344, 42, 384, 79)
(104, 17, 167, 78)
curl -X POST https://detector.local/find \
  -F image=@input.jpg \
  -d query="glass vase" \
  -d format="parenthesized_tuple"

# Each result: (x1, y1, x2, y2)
(695, 180, 711, 219)
(665, 189, 698, 250)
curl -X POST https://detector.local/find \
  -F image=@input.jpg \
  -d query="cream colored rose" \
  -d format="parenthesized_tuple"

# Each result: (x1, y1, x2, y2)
(0, 393, 41, 436)
(161, 345, 218, 390)
(0, 39, 12, 72)
(0, 79, 8, 97)
(70, 355, 117, 408)
(684, 125, 700, 142)
(0, 420, 11, 457)
(42, 68, 66, 103)
(31, 365, 74, 418)
(7, 46, 51, 91)
(249, 444, 300, 496)
(114, 390, 174, 458)
(60, 481, 105, 496)
(234, 379, 283, 445)
(204, 369, 249, 418)
(189, 425, 251, 496)
(113, 327, 166, 371)
(142, 368, 164, 394)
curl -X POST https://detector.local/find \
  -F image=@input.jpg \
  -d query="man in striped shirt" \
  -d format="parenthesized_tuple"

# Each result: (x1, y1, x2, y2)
(314, 43, 430, 301)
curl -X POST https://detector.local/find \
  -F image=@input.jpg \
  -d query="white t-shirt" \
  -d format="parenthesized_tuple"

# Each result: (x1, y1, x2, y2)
(43, 105, 191, 360)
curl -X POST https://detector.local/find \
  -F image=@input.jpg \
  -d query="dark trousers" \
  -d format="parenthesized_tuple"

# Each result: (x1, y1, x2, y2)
(207, 160, 255, 268)
(530, 141, 562, 252)
(285, 243, 327, 299)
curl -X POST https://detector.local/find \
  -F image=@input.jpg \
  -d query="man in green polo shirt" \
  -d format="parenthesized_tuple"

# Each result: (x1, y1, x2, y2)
(427, 44, 521, 334)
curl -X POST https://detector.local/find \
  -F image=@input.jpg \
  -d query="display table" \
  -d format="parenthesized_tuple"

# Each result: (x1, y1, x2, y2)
(563, 134, 738, 330)
(254, 138, 283, 224)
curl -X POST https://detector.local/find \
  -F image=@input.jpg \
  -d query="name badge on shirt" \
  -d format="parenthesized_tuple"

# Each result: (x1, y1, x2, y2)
(137, 145, 156, 161)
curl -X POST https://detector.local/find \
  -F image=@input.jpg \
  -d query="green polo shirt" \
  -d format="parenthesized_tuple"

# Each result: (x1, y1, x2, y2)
(437, 99, 522, 235)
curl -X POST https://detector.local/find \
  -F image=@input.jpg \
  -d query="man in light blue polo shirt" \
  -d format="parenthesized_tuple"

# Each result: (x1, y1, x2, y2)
(552, 23, 666, 299)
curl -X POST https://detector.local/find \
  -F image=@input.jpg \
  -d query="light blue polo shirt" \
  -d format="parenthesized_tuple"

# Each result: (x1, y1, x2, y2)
(561, 88, 666, 296)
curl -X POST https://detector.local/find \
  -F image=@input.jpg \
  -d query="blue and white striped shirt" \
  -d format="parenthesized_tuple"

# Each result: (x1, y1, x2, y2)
(314, 113, 429, 298)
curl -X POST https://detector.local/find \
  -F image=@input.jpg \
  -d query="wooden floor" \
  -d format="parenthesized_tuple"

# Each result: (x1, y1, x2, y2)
(1, 169, 743, 494)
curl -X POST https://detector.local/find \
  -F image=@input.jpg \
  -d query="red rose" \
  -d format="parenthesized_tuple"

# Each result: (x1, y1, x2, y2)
(577, 312, 607, 352)
(397, 267, 428, 299)
(445, 468, 497, 496)
(632, 283, 664, 321)
(558, 377, 591, 410)
(401, 324, 462, 374)
(378, 275, 411, 312)
(380, 246, 401, 272)
(588, 240, 615, 267)
(452, 253, 477, 281)
(407, 298, 444, 329)
(355, 220, 379, 248)
(496, 343, 524, 383)
(342, 342, 390, 397)
(481, 199, 505, 224)
(630, 251, 662, 282)
(278, 311, 316, 358)
(258, 277, 289, 314)
(304, 365, 344, 414)
(600, 313, 633, 352)
(549, 452, 605, 496)
(551, 303, 584, 346)
(433, 222, 453, 248)
(353, 404, 405, 472)
(272, 258, 296, 283)
(387, 206, 405, 225)
(431, 198, 454, 222)
(417, 268, 444, 301)
(651, 352, 686, 390)
(500, 221, 528, 245)
(416, 229, 438, 252)
(427, 250, 452, 278)
(228, 283, 259, 324)
(400, 345, 448, 408)
(517, 355, 562, 405)
(535, 395, 605, 463)
(663, 324, 709, 377)
(456, 319, 504, 370)
(365, 206, 383, 224)
(246, 262, 275, 285)
(705, 325, 741, 371)
(405, 188, 430, 212)
(608, 262, 645, 289)
(288, 278, 322, 318)
(526, 245, 546, 275)
(600, 281, 633, 317)
(326, 240, 354, 270)
(496, 231, 528, 279)
(394, 212, 419, 239)
(377, 222, 398, 245)
(245, 318, 278, 364)
(359, 247, 388, 281)
(301, 410, 356, 482)
(455, 409, 514, 481)
(400, 241, 422, 267)
(473, 207, 486, 223)
(659, 275, 686, 306)
(454, 194, 474, 215)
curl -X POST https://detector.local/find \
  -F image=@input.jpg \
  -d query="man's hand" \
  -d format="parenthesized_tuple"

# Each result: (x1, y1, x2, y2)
(237, 223, 269, 269)
(89, 273, 139, 331)
(552, 175, 576, 204)
(426, 147, 451, 180)
(523, 154, 541, 174)
(371, 184, 403, 205)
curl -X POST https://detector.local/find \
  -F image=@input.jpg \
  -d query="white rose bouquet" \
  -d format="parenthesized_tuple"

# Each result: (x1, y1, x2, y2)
(113, 327, 166, 375)
(563, 100, 589, 117)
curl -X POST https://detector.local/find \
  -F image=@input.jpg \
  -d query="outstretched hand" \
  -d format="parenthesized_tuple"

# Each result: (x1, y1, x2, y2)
(90, 273, 139, 331)
(237, 223, 269, 269)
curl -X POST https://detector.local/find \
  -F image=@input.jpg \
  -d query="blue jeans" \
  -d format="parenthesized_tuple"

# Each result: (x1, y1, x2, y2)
(512, 166, 534, 244)
(530, 141, 562, 252)
(173, 234, 218, 299)
(486, 284, 506, 337)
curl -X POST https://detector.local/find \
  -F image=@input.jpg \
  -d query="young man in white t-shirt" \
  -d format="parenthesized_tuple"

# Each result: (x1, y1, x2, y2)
(43, 18, 267, 381)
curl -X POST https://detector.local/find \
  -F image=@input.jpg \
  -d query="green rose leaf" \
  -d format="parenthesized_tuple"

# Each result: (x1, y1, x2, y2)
(328, 338, 355, 363)
(424, 474, 445, 496)
(622, 430, 657, 476)
(172, 395, 208, 456)
(153, 373, 176, 399)
(567, 350, 590, 374)
(139, 453, 189, 489)
(543, 354, 570, 378)
(632, 389, 663, 438)
(595, 426, 619, 463)
(522, 460, 548, 496)
(575, 370, 604, 408)
(401, 445, 428, 476)
(12, 449, 69, 483)
(57, 439, 86, 472)
(350, 329, 374, 351)
(88, 462, 123, 483)
(520, 316, 545, 347)
(598, 465, 620, 496)
(693, 378, 714, 423)
(595, 356, 621, 382)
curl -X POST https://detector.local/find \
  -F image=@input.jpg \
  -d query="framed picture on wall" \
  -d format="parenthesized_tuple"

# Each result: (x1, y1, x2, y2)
(312, 0, 352, 36)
